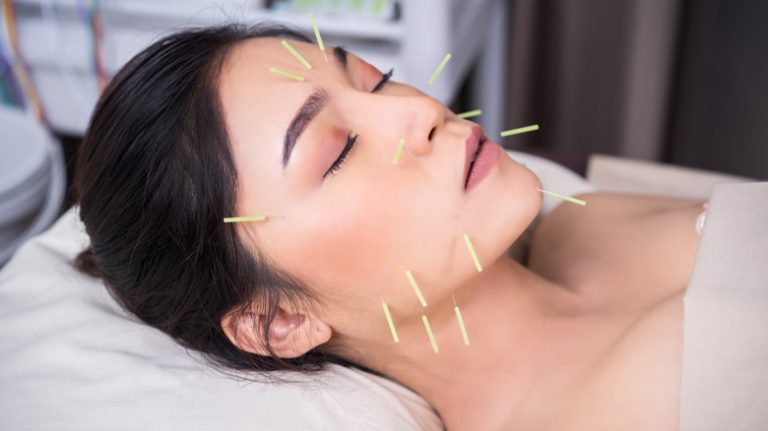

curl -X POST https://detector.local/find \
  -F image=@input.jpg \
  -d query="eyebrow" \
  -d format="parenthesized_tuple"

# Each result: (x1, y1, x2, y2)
(282, 46, 349, 170)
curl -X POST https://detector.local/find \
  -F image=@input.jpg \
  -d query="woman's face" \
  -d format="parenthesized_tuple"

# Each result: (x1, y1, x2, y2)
(219, 38, 542, 331)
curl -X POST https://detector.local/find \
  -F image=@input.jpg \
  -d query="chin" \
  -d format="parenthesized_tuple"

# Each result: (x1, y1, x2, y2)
(468, 155, 543, 264)
(456, 152, 542, 265)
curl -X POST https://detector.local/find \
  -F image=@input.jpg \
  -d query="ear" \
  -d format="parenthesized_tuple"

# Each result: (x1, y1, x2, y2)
(221, 306, 332, 359)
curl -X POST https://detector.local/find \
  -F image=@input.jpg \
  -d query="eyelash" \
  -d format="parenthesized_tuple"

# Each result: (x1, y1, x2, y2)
(325, 133, 358, 177)
(323, 68, 394, 178)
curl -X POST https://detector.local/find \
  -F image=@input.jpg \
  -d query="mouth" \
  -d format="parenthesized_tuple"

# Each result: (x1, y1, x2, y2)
(463, 126, 483, 189)
(464, 138, 484, 185)
(463, 127, 501, 192)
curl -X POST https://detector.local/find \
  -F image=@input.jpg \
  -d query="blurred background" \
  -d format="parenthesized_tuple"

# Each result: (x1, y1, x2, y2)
(1, 0, 767, 266)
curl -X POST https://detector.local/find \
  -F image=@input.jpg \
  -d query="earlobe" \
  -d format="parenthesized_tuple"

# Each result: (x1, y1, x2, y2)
(269, 308, 333, 358)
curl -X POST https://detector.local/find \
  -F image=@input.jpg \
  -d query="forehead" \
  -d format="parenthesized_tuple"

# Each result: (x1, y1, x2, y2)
(218, 37, 344, 130)
(219, 37, 315, 114)
(217, 37, 340, 208)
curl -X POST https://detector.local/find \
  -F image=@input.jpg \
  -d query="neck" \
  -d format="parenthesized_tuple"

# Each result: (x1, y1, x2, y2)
(342, 256, 581, 430)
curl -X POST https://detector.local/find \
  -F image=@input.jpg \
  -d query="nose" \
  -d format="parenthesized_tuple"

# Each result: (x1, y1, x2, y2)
(351, 92, 446, 158)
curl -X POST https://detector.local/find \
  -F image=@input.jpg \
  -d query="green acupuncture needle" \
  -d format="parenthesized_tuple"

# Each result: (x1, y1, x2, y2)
(381, 299, 400, 343)
(269, 67, 305, 82)
(223, 215, 267, 223)
(453, 294, 470, 346)
(427, 53, 452, 86)
(281, 40, 312, 70)
(422, 315, 439, 353)
(457, 109, 482, 119)
(406, 270, 428, 307)
(463, 234, 483, 272)
(309, 13, 329, 64)
(537, 189, 587, 206)
(392, 138, 406, 165)
(500, 124, 539, 137)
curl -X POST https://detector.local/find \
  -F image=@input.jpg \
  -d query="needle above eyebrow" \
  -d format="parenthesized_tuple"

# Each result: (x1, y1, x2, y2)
(280, 46, 350, 172)
(309, 13, 329, 64)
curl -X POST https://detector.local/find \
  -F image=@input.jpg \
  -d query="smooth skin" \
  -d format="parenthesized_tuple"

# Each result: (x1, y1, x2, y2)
(218, 38, 703, 430)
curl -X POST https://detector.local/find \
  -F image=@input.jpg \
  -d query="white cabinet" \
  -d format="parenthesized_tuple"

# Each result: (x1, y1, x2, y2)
(12, 0, 506, 136)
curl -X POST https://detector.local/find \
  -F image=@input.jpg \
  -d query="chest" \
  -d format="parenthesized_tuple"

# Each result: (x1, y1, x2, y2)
(501, 290, 685, 431)
(560, 291, 685, 430)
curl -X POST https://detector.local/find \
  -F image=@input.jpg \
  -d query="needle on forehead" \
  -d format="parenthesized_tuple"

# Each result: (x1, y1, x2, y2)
(427, 53, 452, 86)
(280, 40, 312, 70)
(269, 67, 305, 82)
(309, 13, 328, 64)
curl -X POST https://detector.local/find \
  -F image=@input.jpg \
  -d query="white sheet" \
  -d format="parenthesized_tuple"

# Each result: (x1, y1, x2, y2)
(678, 182, 768, 430)
(0, 150, 590, 430)
(0, 206, 444, 430)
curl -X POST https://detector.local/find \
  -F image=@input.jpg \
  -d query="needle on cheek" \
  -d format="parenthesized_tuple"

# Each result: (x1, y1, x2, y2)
(392, 137, 406, 165)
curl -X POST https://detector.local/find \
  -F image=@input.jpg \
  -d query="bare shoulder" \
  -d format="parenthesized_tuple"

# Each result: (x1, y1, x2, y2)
(528, 191, 704, 311)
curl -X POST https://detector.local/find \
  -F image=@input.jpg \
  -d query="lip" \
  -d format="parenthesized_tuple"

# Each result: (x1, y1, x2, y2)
(464, 136, 501, 192)
(463, 126, 485, 189)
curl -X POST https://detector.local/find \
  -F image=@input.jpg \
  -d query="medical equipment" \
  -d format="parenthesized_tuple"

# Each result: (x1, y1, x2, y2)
(269, 66, 305, 82)
(500, 124, 540, 137)
(452, 294, 470, 346)
(381, 299, 400, 343)
(457, 109, 482, 119)
(0, 105, 65, 266)
(537, 188, 587, 206)
(405, 269, 428, 308)
(427, 53, 451, 86)
(223, 215, 267, 223)
(421, 314, 439, 353)
(281, 39, 312, 70)
(391, 137, 405, 165)
(308, 12, 328, 64)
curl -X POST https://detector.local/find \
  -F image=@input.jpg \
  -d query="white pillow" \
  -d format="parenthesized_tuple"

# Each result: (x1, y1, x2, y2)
(0, 206, 444, 431)
(0, 150, 590, 430)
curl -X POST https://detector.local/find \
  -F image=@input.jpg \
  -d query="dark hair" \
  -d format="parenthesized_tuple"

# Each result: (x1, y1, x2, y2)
(72, 23, 355, 381)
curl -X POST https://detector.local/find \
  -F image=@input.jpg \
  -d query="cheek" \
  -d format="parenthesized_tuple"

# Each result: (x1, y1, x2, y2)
(261, 184, 405, 300)
(262, 175, 459, 303)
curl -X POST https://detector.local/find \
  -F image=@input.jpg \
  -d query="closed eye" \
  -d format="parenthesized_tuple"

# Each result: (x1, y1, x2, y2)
(371, 68, 394, 93)
(323, 68, 395, 178)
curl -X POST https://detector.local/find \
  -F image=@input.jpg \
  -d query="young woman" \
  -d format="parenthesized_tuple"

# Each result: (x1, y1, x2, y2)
(73, 24, 704, 430)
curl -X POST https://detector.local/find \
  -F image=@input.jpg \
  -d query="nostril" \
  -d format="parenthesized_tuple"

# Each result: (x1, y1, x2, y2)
(428, 127, 437, 141)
